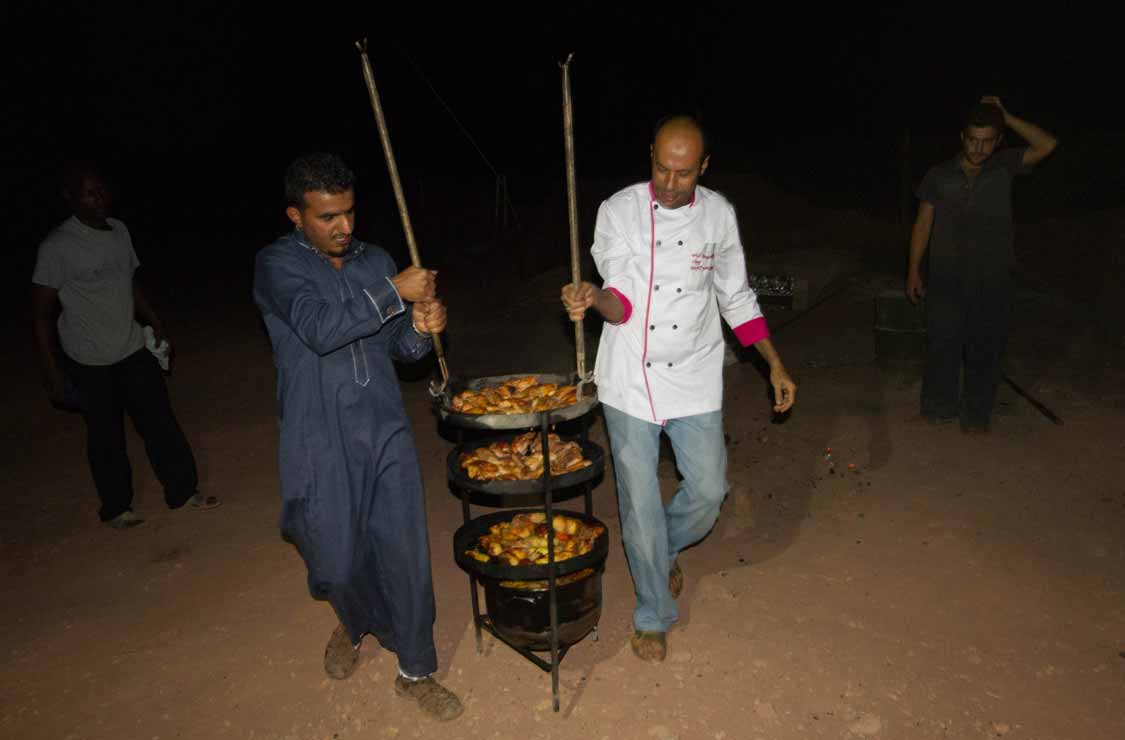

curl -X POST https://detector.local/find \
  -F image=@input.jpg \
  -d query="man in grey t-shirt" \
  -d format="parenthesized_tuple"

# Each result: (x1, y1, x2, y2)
(31, 163, 220, 528)
(906, 97, 1058, 433)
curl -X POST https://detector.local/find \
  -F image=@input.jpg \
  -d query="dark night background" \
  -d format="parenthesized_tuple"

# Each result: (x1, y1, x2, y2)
(2, 2, 1120, 317)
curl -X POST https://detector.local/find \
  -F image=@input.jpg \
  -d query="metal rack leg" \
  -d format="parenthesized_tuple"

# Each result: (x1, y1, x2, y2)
(549, 562, 560, 712)
(541, 414, 561, 712)
(468, 573, 483, 654)
(581, 413, 594, 516)
(459, 483, 482, 654)
(460, 486, 471, 524)
(551, 643, 560, 712)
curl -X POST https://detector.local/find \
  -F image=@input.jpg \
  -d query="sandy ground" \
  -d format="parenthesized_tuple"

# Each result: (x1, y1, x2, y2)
(2, 205, 1124, 740)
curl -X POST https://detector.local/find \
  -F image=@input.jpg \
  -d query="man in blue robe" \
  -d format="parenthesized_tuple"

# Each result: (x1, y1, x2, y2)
(253, 153, 461, 721)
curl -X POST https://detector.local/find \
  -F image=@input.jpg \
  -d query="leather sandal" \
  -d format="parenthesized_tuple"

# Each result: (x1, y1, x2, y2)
(630, 630, 667, 662)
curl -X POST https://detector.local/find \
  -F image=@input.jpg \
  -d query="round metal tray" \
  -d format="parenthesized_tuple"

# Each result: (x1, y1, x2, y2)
(447, 437, 605, 496)
(453, 508, 610, 580)
(436, 373, 599, 431)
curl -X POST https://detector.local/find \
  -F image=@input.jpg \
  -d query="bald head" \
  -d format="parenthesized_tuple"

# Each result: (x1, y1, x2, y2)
(653, 115, 708, 159)
(650, 115, 710, 209)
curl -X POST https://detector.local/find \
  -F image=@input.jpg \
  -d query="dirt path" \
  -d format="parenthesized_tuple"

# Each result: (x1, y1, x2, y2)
(2, 252, 1123, 740)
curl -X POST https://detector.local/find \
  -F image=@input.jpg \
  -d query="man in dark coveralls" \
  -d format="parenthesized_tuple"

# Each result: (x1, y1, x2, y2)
(907, 96, 1057, 434)
(253, 153, 462, 721)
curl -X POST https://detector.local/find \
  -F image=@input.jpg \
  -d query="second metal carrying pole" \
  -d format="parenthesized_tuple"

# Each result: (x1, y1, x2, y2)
(560, 54, 588, 396)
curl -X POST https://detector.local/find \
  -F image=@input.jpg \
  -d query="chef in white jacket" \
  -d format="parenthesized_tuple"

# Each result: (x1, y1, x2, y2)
(562, 115, 797, 662)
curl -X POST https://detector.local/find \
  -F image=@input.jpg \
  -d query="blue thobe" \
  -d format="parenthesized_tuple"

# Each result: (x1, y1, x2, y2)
(253, 231, 437, 677)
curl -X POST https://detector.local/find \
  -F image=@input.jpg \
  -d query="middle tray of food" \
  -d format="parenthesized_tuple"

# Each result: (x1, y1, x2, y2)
(446, 431, 605, 495)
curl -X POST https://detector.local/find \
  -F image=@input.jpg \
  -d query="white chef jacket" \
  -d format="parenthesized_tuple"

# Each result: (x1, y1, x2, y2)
(592, 182, 769, 423)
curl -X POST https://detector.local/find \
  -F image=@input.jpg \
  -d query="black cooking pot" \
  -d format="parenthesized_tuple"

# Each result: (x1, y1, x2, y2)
(455, 509, 609, 651)
(481, 567, 603, 651)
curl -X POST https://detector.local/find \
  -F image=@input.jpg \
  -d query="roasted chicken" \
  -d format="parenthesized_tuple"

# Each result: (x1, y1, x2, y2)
(465, 511, 605, 566)
(459, 431, 591, 481)
(451, 376, 579, 415)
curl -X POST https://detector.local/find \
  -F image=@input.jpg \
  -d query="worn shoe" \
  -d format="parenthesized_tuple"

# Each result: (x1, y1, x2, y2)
(669, 559, 684, 598)
(909, 413, 956, 426)
(105, 511, 146, 530)
(961, 422, 991, 436)
(324, 623, 360, 679)
(186, 493, 222, 510)
(630, 630, 667, 662)
(394, 675, 464, 721)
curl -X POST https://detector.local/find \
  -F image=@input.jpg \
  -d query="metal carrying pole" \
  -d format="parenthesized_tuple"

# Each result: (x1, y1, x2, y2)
(1003, 372, 1064, 426)
(559, 53, 589, 396)
(355, 39, 450, 390)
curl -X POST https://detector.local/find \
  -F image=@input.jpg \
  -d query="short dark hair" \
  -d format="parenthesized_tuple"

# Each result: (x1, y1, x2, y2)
(965, 102, 1005, 132)
(652, 113, 710, 158)
(285, 152, 356, 209)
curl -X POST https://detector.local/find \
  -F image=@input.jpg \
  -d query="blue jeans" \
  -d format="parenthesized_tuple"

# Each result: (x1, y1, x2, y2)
(602, 404, 729, 632)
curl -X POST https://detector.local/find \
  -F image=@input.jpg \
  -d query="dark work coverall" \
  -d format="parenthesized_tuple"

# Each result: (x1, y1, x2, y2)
(916, 147, 1030, 426)
(253, 231, 438, 677)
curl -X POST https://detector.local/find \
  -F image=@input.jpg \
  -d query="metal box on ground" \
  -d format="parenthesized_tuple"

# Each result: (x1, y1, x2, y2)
(874, 289, 926, 368)
(750, 273, 807, 310)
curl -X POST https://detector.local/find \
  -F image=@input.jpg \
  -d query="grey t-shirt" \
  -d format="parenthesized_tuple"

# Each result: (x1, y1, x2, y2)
(32, 216, 146, 366)
(916, 147, 1031, 278)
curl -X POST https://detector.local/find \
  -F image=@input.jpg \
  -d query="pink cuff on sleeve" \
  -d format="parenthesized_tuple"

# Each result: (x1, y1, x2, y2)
(733, 317, 770, 347)
(605, 287, 632, 325)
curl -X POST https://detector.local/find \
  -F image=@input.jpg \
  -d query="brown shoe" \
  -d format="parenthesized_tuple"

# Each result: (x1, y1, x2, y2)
(395, 675, 464, 721)
(324, 623, 360, 679)
(669, 559, 684, 598)
(630, 630, 667, 662)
